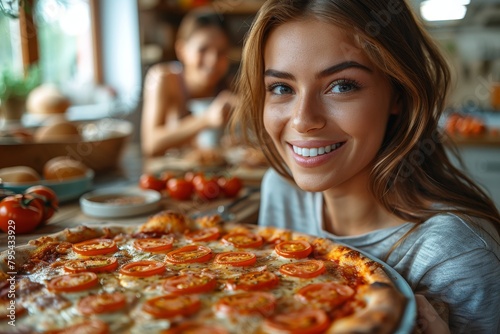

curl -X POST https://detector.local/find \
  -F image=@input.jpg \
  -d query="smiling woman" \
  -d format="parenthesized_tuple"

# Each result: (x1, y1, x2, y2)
(231, 0, 500, 333)
(263, 21, 399, 193)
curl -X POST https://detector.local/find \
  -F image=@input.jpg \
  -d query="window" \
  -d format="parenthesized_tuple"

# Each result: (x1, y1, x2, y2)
(1, 0, 141, 118)
(0, 14, 23, 75)
(0, 0, 101, 105)
(35, 0, 94, 91)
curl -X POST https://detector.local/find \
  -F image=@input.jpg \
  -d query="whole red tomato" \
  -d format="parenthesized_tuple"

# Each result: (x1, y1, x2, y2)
(0, 194, 44, 234)
(184, 171, 204, 186)
(139, 174, 166, 192)
(167, 178, 194, 201)
(25, 185, 59, 223)
(217, 176, 243, 198)
(194, 177, 221, 201)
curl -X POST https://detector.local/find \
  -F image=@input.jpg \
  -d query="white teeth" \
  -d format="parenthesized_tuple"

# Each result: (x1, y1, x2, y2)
(292, 143, 343, 157)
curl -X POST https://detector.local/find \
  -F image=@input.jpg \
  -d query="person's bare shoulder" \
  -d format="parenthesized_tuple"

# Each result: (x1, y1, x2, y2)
(144, 62, 183, 98)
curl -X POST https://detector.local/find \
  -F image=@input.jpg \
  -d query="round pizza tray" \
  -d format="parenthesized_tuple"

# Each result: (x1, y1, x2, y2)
(381, 263, 417, 333)
(354, 246, 417, 334)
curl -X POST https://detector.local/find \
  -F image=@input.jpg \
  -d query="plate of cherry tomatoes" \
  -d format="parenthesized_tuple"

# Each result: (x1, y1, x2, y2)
(138, 171, 244, 202)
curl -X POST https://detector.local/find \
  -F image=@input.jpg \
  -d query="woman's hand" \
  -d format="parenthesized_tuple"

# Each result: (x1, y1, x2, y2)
(415, 294, 450, 334)
(204, 90, 237, 128)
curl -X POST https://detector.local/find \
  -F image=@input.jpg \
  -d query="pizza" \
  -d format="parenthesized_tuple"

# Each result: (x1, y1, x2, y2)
(0, 210, 408, 333)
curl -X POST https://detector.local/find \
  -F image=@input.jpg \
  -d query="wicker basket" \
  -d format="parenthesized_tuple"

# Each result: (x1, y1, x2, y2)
(0, 119, 133, 174)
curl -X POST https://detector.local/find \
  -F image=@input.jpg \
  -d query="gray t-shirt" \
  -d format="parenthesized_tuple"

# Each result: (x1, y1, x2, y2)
(259, 168, 500, 334)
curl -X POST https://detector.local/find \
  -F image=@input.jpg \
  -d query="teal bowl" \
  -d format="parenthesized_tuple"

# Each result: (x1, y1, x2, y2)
(1, 169, 94, 203)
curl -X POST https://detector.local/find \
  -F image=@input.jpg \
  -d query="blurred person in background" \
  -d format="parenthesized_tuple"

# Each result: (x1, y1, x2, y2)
(141, 7, 236, 157)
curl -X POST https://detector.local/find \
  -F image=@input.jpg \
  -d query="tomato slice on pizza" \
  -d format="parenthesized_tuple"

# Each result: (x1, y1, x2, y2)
(185, 227, 220, 242)
(77, 292, 127, 315)
(64, 257, 119, 273)
(279, 259, 326, 278)
(163, 322, 228, 334)
(142, 294, 201, 319)
(133, 237, 173, 252)
(119, 260, 165, 277)
(47, 272, 99, 293)
(263, 309, 330, 334)
(162, 273, 217, 295)
(221, 232, 263, 248)
(295, 282, 355, 310)
(213, 252, 257, 267)
(72, 239, 118, 256)
(49, 319, 109, 334)
(227, 271, 279, 291)
(275, 240, 312, 259)
(215, 291, 276, 316)
(165, 245, 213, 264)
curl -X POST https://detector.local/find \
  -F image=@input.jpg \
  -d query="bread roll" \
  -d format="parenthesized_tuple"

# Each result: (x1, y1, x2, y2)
(0, 166, 41, 184)
(26, 84, 71, 115)
(43, 157, 88, 181)
(34, 121, 81, 142)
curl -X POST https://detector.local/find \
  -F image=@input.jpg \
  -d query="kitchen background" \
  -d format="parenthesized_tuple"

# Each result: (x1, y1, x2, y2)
(1, 0, 499, 207)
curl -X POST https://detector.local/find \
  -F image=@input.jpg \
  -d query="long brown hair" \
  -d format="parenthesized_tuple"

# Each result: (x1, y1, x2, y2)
(231, 0, 500, 236)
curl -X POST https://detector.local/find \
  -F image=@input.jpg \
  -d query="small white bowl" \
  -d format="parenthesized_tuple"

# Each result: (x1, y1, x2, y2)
(80, 187, 161, 218)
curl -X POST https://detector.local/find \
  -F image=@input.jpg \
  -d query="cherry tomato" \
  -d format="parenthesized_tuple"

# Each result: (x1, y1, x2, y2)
(159, 171, 175, 183)
(72, 239, 118, 256)
(275, 240, 312, 259)
(215, 291, 276, 316)
(25, 185, 59, 222)
(77, 292, 127, 315)
(263, 309, 330, 334)
(165, 245, 213, 264)
(166, 178, 194, 201)
(194, 177, 220, 200)
(227, 271, 279, 291)
(133, 237, 173, 253)
(48, 272, 99, 293)
(162, 273, 216, 295)
(0, 194, 44, 234)
(139, 173, 166, 192)
(64, 257, 119, 273)
(295, 282, 355, 310)
(217, 176, 243, 198)
(187, 172, 205, 186)
(119, 260, 165, 277)
(213, 252, 257, 267)
(221, 232, 263, 248)
(143, 294, 201, 319)
(279, 260, 326, 279)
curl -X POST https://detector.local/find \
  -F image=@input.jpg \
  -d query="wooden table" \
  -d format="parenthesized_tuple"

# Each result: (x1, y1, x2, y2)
(0, 144, 264, 251)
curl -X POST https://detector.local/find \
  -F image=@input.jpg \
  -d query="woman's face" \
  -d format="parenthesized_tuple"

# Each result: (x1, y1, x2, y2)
(263, 20, 399, 193)
(179, 26, 230, 88)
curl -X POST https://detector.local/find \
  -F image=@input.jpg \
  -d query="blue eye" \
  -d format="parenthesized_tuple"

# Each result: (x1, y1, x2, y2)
(330, 80, 360, 94)
(268, 84, 293, 95)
